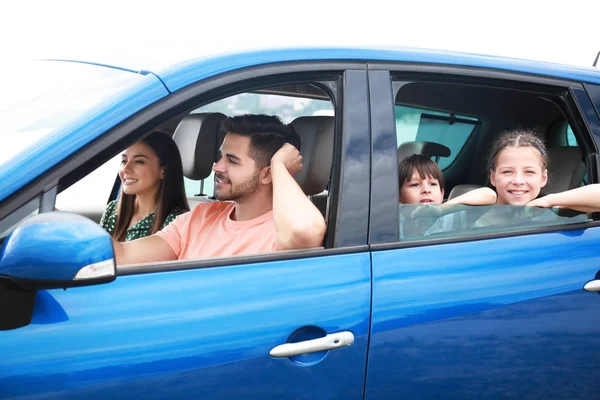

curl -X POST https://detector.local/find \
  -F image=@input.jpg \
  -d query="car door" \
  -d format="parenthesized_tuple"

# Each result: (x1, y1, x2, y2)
(365, 68, 600, 399)
(0, 65, 372, 399)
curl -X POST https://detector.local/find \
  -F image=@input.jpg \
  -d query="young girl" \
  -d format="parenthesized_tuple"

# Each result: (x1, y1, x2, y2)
(100, 132, 190, 241)
(476, 129, 600, 226)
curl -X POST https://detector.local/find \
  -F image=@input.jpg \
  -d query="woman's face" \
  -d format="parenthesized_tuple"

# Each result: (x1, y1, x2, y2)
(119, 141, 164, 199)
(490, 146, 547, 206)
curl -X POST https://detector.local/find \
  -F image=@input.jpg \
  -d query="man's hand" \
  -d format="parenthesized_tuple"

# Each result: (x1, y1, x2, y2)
(271, 143, 302, 175)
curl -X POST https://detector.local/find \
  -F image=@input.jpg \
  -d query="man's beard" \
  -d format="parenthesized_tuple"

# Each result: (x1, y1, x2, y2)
(214, 170, 260, 201)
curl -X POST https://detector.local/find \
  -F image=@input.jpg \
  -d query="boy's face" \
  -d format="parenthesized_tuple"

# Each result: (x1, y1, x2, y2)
(400, 172, 444, 204)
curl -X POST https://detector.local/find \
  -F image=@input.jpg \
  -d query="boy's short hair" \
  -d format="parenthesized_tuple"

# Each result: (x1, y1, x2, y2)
(398, 154, 445, 190)
(220, 114, 301, 168)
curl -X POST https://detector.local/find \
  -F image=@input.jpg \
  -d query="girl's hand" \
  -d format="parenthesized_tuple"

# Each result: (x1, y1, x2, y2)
(526, 196, 553, 208)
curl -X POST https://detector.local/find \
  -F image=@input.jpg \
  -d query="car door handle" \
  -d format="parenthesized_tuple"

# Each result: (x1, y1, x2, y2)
(584, 279, 600, 292)
(269, 331, 355, 358)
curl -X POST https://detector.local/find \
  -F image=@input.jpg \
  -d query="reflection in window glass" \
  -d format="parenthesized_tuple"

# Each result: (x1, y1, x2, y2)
(398, 204, 590, 241)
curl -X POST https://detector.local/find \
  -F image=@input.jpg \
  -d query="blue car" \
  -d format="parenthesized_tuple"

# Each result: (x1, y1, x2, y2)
(2, 47, 600, 399)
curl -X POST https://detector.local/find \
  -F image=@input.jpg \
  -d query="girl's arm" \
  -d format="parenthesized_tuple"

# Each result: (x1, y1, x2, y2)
(445, 187, 497, 206)
(527, 184, 600, 213)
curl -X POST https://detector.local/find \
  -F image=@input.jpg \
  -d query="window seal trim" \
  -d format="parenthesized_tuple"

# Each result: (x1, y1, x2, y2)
(368, 62, 584, 88)
(370, 220, 600, 252)
(117, 245, 370, 276)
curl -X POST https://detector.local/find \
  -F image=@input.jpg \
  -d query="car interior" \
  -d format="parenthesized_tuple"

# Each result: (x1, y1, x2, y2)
(55, 81, 337, 241)
(394, 79, 588, 198)
(393, 78, 592, 238)
(54, 75, 593, 248)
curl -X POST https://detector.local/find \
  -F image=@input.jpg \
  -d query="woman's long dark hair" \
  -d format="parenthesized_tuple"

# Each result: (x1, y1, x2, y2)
(114, 132, 189, 241)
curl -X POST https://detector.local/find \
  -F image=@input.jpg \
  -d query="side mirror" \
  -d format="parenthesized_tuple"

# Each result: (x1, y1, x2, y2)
(0, 212, 115, 330)
(0, 212, 116, 290)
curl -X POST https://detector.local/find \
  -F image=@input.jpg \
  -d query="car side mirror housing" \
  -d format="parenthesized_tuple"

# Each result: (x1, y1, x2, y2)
(0, 212, 116, 291)
(0, 212, 116, 330)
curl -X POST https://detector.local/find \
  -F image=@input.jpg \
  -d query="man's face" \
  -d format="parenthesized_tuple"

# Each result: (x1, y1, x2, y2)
(213, 133, 262, 201)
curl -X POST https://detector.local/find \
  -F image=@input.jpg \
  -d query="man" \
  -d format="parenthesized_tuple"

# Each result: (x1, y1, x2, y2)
(113, 114, 327, 264)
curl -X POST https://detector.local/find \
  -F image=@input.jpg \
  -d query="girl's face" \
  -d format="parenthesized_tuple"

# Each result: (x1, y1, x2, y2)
(119, 141, 164, 199)
(490, 146, 547, 206)
(400, 171, 444, 204)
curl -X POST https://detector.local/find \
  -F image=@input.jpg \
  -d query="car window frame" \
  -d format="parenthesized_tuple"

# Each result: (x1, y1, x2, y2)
(0, 61, 372, 274)
(366, 64, 600, 249)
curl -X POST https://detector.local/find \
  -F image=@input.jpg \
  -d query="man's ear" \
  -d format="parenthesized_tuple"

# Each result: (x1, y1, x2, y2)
(260, 166, 272, 185)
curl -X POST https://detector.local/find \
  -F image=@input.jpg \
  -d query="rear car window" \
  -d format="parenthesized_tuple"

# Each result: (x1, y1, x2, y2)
(395, 105, 478, 170)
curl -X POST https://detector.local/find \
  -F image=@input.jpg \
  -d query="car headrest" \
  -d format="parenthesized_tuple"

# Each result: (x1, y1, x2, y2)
(172, 113, 227, 180)
(545, 146, 586, 194)
(290, 116, 334, 195)
(397, 141, 451, 164)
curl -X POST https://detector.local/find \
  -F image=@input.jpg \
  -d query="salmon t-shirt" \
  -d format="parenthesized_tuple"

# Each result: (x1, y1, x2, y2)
(156, 202, 276, 260)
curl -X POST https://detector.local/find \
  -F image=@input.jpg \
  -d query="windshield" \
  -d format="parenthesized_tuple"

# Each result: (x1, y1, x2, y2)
(0, 61, 147, 168)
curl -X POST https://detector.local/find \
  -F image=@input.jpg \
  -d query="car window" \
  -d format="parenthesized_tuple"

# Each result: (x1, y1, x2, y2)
(564, 124, 588, 185)
(566, 125, 577, 146)
(187, 93, 333, 198)
(390, 79, 596, 245)
(398, 204, 590, 241)
(0, 196, 40, 242)
(395, 105, 478, 170)
(55, 155, 120, 222)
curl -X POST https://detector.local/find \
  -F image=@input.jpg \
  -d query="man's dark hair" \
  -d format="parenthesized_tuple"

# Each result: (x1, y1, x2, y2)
(219, 114, 301, 168)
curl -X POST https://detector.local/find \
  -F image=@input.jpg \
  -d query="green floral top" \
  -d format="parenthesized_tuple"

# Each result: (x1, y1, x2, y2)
(99, 200, 185, 241)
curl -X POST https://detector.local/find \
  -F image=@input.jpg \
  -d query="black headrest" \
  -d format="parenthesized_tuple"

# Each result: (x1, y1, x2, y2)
(397, 141, 451, 164)
(172, 113, 227, 180)
(290, 116, 334, 195)
(545, 147, 586, 194)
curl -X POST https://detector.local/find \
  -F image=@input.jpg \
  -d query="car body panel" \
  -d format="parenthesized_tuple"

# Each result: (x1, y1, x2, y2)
(0, 253, 371, 399)
(2, 47, 600, 399)
(366, 228, 600, 399)
(153, 47, 600, 93)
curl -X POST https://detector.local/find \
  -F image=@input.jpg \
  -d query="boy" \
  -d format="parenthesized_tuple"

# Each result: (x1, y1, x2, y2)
(398, 154, 496, 237)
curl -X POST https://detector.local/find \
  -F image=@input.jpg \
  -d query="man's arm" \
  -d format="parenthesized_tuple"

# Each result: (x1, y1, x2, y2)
(271, 143, 327, 250)
(112, 235, 177, 265)
(527, 184, 600, 213)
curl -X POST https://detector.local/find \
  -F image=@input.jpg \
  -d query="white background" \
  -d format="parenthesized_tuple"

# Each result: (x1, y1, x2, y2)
(2, 0, 599, 67)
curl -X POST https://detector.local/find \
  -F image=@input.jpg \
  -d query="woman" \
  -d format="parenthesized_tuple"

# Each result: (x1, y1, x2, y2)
(100, 132, 189, 241)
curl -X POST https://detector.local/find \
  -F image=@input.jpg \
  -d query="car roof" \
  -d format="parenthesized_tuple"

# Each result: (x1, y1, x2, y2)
(96, 46, 600, 92)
